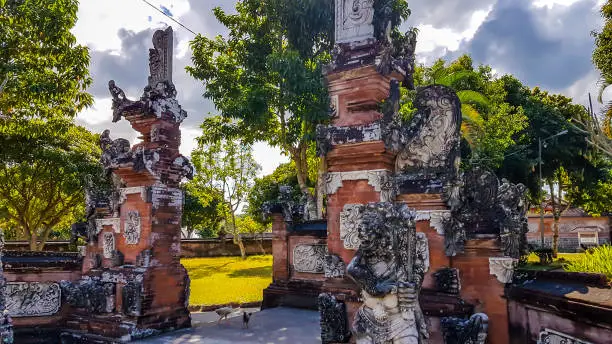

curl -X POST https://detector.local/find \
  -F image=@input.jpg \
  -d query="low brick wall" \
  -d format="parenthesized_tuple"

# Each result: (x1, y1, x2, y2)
(2, 251, 83, 343)
(5, 237, 272, 258)
(507, 270, 612, 344)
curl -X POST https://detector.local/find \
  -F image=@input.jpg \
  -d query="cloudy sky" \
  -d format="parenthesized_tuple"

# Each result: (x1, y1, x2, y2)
(72, 0, 608, 176)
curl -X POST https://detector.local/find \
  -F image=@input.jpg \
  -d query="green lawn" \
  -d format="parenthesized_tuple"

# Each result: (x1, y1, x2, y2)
(182, 255, 273, 306)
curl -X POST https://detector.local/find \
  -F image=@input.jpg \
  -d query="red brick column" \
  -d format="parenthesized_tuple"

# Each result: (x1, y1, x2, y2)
(271, 214, 288, 282)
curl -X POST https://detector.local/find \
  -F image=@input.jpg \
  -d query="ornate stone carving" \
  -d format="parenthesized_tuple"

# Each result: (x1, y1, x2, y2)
(335, 0, 375, 43)
(441, 313, 489, 344)
(123, 281, 143, 316)
(416, 232, 430, 273)
(124, 211, 141, 245)
(316, 122, 383, 156)
(347, 202, 428, 343)
(434, 268, 461, 294)
(318, 293, 351, 343)
(60, 279, 115, 314)
(0, 232, 13, 342)
(415, 210, 450, 235)
(324, 255, 346, 279)
(497, 179, 529, 258)
(395, 85, 462, 194)
(325, 170, 395, 201)
(102, 232, 115, 259)
(148, 27, 173, 86)
(109, 81, 134, 123)
(442, 168, 529, 258)
(100, 130, 132, 170)
(95, 218, 121, 235)
(6, 282, 61, 317)
(340, 204, 364, 250)
(489, 257, 518, 284)
(293, 245, 327, 273)
(173, 156, 194, 180)
(538, 328, 593, 344)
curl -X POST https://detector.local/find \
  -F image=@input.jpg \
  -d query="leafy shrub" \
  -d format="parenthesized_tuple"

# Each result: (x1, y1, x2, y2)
(563, 245, 612, 279)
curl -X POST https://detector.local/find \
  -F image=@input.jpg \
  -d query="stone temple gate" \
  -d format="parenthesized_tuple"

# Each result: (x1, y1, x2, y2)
(261, 1, 530, 344)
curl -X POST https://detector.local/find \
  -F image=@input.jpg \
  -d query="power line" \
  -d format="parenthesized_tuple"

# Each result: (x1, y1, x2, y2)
(139, 0, 198, 36)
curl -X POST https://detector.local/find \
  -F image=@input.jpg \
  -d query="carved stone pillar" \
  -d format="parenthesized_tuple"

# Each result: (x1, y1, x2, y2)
(61, 27, 192, 342)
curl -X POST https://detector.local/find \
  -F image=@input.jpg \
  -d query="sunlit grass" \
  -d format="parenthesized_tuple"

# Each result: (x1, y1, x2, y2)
(563, 245, 612, 279)
(181, 255, 273, 306)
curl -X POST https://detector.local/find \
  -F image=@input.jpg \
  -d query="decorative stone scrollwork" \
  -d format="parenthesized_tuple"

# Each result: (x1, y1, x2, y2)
(395, 85, 462, 193)
(5, 282, 61, 317)
(489, 257, 518, 284)
(325, 170, 395, 201)
(102, 232, 115, 259)
(324, 255, 346, 279)
(335, 0, 375, 43)
(293, 245, 327, 273)
(416, 232, 430, 273)
(415, 210, 450, 235)
(340, 204, 364, 250)
(318, 293, 351, 343)
(538, 328, 593, 344)
(95, 218, 121, 235)
(124, 211, 142, 245)
(123, 281, 143, 316)
(441, 313, 489, 344)
(347, 202, 429, 343)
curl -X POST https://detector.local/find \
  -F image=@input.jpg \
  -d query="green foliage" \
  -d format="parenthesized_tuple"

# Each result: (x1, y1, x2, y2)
(235, 215, 270, 236)
(593, 1, 612, 82)
(182, 185, 224, 238)
(408, 55, 528, 170)
(0, 0, 93, 120)
(0, 122, 101, 250)
(563, 245, 612, 279)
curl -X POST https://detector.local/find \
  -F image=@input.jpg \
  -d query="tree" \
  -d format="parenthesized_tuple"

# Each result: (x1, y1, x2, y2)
(235, 215, 270, 254)
(181, 186, 224, 238)
(405, 55, 528, 170)
(191, 129, 261, 259)
(0, 0, 96, 250)
(245, 162, 301, 225)
(0, 124, 101, 250)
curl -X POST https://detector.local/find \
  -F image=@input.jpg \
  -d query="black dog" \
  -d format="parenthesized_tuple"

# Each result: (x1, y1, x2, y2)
(242, 311, 252, 329)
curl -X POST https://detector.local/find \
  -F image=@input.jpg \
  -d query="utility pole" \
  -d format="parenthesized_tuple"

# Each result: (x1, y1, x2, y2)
(538, 130, 568, 248)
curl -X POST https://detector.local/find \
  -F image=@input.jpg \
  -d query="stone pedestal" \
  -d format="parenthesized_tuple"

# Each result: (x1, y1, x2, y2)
(61, 27, 192, 343)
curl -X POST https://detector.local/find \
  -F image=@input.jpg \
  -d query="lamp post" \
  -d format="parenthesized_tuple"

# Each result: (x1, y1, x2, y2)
(539, 130, 568, 247)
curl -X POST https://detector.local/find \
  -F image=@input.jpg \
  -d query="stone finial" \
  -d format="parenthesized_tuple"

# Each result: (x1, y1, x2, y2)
(149, 27, 173, 86)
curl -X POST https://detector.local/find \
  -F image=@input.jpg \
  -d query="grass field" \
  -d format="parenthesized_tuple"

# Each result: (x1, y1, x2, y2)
(181, 255, 273, 306)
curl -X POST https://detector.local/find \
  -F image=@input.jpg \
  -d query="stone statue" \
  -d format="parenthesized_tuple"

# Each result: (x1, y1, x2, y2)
(108, 80, 133, 123)
(497, 179, 529, 258)
(100, 131, 131, 171)
(318, 293, 351, 343)
(347, 202, 428, 344)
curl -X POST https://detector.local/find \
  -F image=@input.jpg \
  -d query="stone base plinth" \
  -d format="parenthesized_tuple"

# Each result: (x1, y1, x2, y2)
(62, 264, 190, 343)
(262, 280, 324, 310)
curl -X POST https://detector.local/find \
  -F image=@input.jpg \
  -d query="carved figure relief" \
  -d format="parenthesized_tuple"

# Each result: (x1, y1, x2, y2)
(102, 232, 115, 259)
(538, 328, 592, 344)
(335, 0, 375, 43)
(340, 204, 364, 250)
(347, 202, 428, 344)
(124, 211, 142, 245)
(6, 282, 61, 317)
(293, 245, 327, 273)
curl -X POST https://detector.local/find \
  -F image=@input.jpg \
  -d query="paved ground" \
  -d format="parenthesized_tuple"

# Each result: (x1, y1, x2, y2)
(136, 307, 321, 344)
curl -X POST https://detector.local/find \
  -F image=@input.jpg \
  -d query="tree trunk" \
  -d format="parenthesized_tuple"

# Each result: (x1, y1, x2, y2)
(29, 235, 38, 251)
(257, 232, 266, 255)
(549, 180, 560, 256)
(231, 212, 247, 259)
